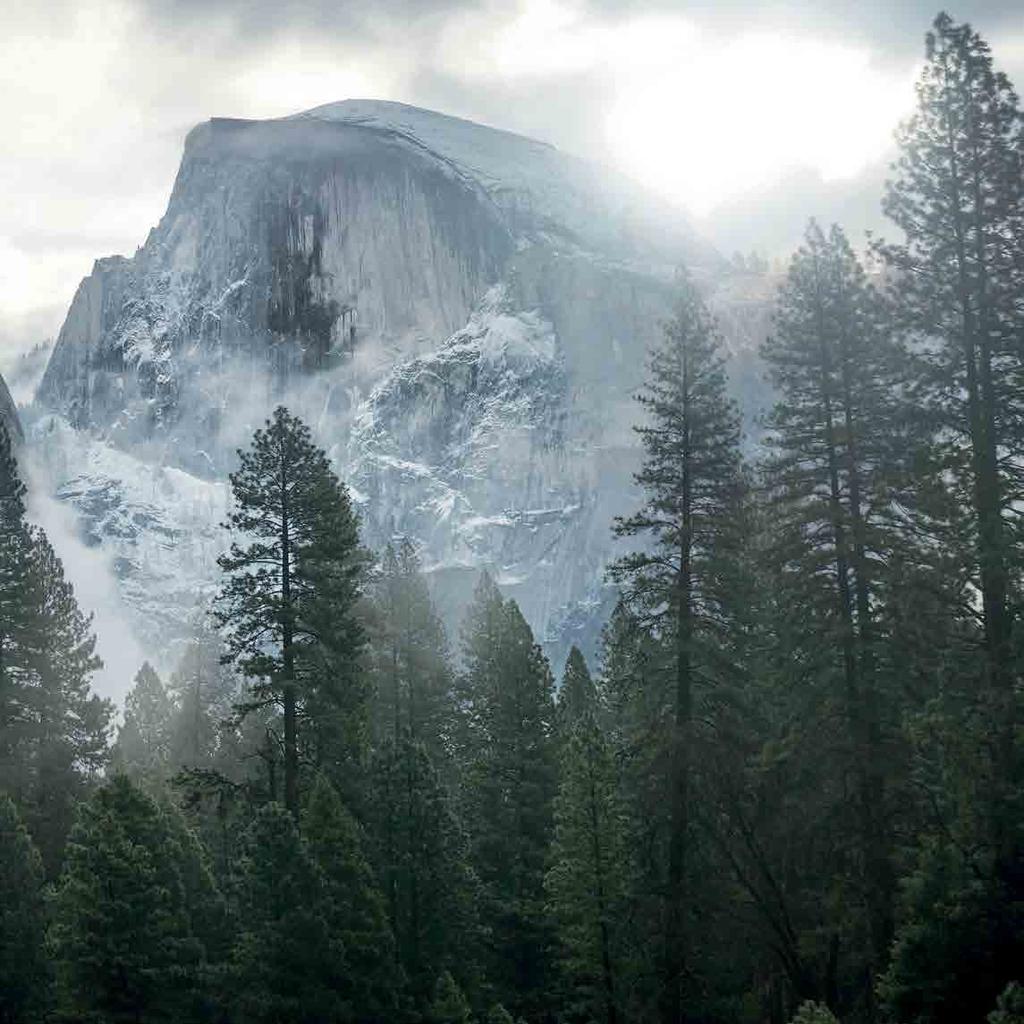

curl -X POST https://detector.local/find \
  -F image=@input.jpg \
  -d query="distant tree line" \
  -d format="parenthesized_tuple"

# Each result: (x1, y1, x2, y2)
(1, 12, 1023, 1024)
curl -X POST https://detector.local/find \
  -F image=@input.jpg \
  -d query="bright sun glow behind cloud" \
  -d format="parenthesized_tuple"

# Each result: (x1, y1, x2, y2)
(608, 32, 918, 214)
(455, 0, 919, 215)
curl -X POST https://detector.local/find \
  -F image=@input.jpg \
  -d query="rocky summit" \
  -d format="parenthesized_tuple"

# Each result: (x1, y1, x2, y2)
(30, 99, 760, 677)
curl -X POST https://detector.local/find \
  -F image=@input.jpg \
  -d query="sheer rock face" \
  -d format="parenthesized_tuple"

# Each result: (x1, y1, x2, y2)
(0, 373, 20, 443)
(39, 112, 517, 445)
(33, 100, 737, 672)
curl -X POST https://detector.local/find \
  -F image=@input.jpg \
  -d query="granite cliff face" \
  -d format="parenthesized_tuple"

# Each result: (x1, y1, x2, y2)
(0, 373, 21, 443)
(32, 100, 745, 677)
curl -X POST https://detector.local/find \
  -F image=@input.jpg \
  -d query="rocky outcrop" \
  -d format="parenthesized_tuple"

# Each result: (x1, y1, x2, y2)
(0, 372, 22, 443)
(33, 100, 754, 672)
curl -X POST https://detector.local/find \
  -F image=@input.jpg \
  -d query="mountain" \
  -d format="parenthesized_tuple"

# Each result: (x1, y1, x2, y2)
(30, 99, 760, 683)
(0, 372, 21, 443)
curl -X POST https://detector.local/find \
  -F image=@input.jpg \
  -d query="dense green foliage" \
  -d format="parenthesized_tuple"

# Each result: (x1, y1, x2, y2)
(0, 795, 47, 1024)
(1, 12, 1023, 1024)
(456, 573, 559, 1019)
(215, 405, 366, 816)
(51, 775, 209, 1022)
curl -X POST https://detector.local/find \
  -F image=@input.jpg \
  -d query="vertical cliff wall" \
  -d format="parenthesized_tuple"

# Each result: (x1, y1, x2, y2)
(33, 100, 742, 674)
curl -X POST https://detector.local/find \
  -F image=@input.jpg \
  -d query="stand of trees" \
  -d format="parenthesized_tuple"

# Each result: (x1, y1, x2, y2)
(1, 12, 1022, 1024)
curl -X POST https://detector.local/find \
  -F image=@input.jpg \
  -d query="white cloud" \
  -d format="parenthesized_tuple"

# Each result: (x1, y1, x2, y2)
(23, 455, 146, 705)
(0, 0, 1004, 342)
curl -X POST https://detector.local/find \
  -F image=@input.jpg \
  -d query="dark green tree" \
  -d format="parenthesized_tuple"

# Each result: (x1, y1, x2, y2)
(21, 528, 110, 872)
(457, 573, 558, 1020)
(546, 648, 627, 1024)
(302, 775, 398, 1021)
(609, 275, 743, 1024)
(367, 539, 454, 758)
(761, 220, 914, 1007)
(112, 662, 174, 782)
(215, 406, 366, 817)
(876, 16, 1024, 1021)
(0, 426, 110, 874)
(51, 774, 207, 1022)
(428, 971, 473, 1024)
(368, 735, 480, 1011)
(554, 646, 596, 740)
(0, 423, 40, 785)
(230, 801, 338, 1024)
(0, 795, 48, 1024)
(879, 11, 1024, 823)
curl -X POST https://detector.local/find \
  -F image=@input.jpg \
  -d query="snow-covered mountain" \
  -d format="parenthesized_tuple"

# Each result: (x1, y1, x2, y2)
(0, 372, 21, 443)
(31, 99, 759, 686)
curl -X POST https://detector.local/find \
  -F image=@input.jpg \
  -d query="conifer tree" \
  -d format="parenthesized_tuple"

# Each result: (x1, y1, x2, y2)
(368, 538, 454, 757)
(51, 775, 207, 1022)
(457, 573, 559, 1020)
(547, 648, 627, 1024)
(21, 528, 110, 871)
(609, 275, 743, 1024)
(761, 220, 912, 1001)
(302, 775, 398, 1021)
(112, 662, 174, 781)
(0, 795, 48, 1024)
(879, 12, 1024, 809)
(0, 427, 110, 872)
(230, 801, 338, 1024)
(216, 406, 366, 817)
(876, 16, 1024, 1020)
(0, 423, 45, 795)
(163, 797, 231, 1018)
(368, 735, 480, 1011)
(428, 971, 473, 1024)
(168, 614, 236, 772)
(554, 645, 596, 739)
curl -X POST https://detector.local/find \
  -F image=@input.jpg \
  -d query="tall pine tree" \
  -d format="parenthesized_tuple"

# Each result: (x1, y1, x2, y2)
(610, 274, 743, 1024)
(457, 573, 558, 1020)
(368, 735, 480, 1012)
(112, 662, 174, 782)
(216, 406, 366, 817)
(547, 648, 628, 1024)
(368, 539, 454, 758)
(877, 17, 1024, 1022)
(879, 12, 1024, 826)
(761, 220, 913, 1011)
(0, 425, 110, 873)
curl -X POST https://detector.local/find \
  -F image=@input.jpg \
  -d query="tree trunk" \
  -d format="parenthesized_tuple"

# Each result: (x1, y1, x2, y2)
(941, 53, 1014, 857)
(836, 292, 894, 981)
(813, 259, 876, 1019)
(961, 63, 1017, 866)
(280, 448, 299, 819)
(664, 355, 694, 1024)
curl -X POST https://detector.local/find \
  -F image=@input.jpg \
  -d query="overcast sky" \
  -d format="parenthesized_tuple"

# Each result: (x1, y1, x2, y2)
(2, 0, 1023, 355)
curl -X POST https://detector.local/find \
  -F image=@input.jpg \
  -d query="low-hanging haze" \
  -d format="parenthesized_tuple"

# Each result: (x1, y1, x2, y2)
(2, 0, 1022, 355)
